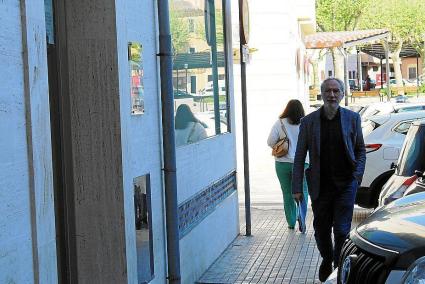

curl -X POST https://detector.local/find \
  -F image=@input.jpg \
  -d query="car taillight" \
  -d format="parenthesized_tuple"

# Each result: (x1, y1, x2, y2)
(384, 175, 419, 205)
(365, 143, 382, 153)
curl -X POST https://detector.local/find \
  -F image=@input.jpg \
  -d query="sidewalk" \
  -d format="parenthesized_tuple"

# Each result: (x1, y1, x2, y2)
(197, 205, 371, 284)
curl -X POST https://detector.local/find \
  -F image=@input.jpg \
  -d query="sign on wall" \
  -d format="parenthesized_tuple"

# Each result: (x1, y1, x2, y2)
(128, 42, 145, 115)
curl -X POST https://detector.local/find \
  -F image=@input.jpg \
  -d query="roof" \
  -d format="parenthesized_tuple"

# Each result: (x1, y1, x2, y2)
(360, 43, 420, 59)
(305, 29, 390, 49)
(173, 51, 225, 70)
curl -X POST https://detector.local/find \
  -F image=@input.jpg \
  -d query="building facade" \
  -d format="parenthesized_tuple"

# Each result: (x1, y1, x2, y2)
(0, 0, 238, 283)
(231, 0, 315, 204)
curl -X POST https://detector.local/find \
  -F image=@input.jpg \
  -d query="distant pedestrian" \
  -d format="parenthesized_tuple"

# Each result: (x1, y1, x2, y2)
(267, 99, 309, 233)
(364, 75, 371, 91)
(175, 104, 207, 146)
(292, 78, 366, 282)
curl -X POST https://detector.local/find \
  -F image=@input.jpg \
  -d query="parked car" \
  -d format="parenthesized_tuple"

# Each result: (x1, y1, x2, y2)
(360, 102, 425, 123)
(378, 120, 425, 206)
(349, 79, 359, 91)
(403, 78, 418, 87)
(197, 80, 226, 97)
(356, 110, 425, 208)
(325, 191, 425, 284)
(173, 89, 194, 99)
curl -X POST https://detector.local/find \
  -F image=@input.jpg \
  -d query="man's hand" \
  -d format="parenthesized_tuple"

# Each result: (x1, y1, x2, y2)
(293, 193, 302, 201)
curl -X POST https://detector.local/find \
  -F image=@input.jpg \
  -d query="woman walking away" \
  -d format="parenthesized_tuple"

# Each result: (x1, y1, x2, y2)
(267, 99, 309, 232)
(175, 104, 207, 147)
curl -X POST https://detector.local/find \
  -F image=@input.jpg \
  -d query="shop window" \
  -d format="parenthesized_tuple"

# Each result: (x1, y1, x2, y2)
(188, 18, 195, 32)
(170, 0, 229, 146)
(409, 67, 417, 80)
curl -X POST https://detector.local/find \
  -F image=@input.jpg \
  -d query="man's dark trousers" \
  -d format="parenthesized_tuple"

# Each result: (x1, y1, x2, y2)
(311, 179, 358, 266)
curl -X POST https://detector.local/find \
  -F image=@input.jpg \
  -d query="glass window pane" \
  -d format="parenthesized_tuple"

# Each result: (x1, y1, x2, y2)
(170, 0, 229, 147)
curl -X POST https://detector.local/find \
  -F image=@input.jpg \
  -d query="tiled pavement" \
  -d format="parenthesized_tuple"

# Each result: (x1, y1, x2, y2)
(197, 205, 372, 284)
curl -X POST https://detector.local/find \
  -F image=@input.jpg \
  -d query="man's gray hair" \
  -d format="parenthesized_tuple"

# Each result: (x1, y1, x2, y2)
(320, 77, 345, 94)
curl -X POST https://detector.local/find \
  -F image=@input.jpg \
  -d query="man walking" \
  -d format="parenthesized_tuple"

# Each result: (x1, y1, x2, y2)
(292, 78, 366, 282)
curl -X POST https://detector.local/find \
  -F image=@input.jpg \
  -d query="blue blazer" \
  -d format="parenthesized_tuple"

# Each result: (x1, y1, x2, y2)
(292, 107, 366, 201)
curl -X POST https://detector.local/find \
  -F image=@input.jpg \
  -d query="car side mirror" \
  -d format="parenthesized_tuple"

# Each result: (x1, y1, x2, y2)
(415, 170, 424, 178)
(390, 162, 398, 169)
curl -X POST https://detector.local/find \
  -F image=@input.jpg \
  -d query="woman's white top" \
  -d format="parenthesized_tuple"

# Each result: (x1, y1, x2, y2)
(175, 122, 207, 147)
(267, 117, 308, 163)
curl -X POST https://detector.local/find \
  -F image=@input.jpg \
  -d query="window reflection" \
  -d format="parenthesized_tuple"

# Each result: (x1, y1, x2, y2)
(170, 0, 229, 146)
(134, 175, 154, 283)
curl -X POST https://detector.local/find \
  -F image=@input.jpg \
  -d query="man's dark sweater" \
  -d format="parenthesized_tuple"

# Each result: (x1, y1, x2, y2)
(320, 107, 353, 189)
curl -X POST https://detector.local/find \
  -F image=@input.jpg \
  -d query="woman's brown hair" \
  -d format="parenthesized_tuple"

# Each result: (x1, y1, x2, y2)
(279, 99, 305, 124)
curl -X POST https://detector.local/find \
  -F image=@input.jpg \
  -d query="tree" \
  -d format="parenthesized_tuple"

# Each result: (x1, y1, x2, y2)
(359, 0, 425, 88)
(316, 0, 371, 32)
(169, 3, 190, 55)
(316, 0, 372, 80)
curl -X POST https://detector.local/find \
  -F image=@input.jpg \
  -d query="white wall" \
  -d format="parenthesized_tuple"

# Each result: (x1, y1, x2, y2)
(115, 0, 238, 283)
(0, 1, 57, 283)
(232, 0, 312, 203)
(115, 0, 168, 283)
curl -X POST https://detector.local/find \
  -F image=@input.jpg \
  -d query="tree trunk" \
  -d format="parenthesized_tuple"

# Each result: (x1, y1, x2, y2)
(331, 48, 344, 81)
(391, 40, 403, 95)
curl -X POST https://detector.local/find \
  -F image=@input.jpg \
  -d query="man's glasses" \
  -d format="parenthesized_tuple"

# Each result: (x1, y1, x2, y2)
(324, 88, 341, 94)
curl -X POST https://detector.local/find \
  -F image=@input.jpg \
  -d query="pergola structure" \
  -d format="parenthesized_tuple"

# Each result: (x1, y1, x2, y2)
(305, 29, 393, 105)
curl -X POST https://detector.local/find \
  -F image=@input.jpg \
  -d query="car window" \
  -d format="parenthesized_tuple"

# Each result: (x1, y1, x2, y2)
(396, 125, 425, 176)
(362, 120, 379, 137)
(393, 120, 414, 134)
(397, 106, 425, 113)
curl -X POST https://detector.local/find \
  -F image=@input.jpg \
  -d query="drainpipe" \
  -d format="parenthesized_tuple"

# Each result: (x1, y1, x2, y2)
(157, 1, 181, 283)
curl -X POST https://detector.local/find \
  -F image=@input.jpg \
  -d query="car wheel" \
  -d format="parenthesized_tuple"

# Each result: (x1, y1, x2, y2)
(369, 169, 395, 208)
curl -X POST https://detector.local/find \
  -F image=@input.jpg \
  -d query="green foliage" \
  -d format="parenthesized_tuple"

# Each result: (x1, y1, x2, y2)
(359, 0, 425, 43)
(316, 0, 372, 31)
(170, 4, 190, 54)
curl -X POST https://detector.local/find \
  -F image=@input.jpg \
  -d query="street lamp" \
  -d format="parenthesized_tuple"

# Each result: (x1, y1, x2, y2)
(184, 63, 188, 93)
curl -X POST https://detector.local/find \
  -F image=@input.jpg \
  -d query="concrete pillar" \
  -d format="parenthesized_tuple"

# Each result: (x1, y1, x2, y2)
(54, 1, 127, 282)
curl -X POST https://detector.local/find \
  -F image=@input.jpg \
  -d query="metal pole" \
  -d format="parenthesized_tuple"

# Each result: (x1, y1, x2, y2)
(239, 0, 251, 236)
(385, 40, 391, 101)
(343, 48, 349, 106)
(417, 54, 420, 98)
(358, 50, 363, 91)
(157, 0, 181, 283)
(207, 0, 221, 134)
(380, 58, 383, 91)
(176, 69, 179, 91)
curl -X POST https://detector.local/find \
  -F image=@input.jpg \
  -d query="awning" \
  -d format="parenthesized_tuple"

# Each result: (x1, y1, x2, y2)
(305, 29, 390, 49)
(360, 43, 420, 59)
(173, 51, 225, 70)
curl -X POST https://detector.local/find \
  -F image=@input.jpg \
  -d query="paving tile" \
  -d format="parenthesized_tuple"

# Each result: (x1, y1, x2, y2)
(197, 205, 371, 284)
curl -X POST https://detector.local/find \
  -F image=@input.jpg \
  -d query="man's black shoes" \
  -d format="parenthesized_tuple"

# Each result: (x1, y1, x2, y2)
(319, 259, 333, 282)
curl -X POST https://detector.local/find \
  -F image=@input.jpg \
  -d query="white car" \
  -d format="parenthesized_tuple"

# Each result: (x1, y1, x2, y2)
(356, 110, 425, 208)
(359, 101, 425, 123)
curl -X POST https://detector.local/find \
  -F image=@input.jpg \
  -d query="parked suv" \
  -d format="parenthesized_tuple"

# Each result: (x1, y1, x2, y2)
(356, 111, 425, 208)
(325, 192, 425, 284)
(379, 120, 425, 205)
